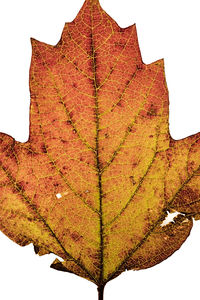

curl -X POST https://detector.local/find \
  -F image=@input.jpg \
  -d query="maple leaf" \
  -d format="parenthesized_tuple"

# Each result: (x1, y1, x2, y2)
(0, 0, 200, 299)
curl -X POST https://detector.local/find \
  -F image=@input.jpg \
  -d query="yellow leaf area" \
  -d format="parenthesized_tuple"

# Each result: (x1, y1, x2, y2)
(0, 0, 200, 287)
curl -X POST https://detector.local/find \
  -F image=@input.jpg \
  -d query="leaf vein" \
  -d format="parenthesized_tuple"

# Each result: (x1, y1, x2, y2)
(0, 162, 97, 284)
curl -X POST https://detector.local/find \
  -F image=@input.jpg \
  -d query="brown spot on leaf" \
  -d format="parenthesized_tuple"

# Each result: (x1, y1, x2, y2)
(61, 139, 68, 144)
(174, 187, 200, 213)
(73, 83, 77, 88)
(147, 104, 157, 118)
(132, 162, 138, 169)
(105, 133, 109, 139)
(137, 64, 144, 70)
(129, 176, 136, 185)
(117, 101, 123, 107)
(41, 143, 47, 153)
(1, 1, 200, 290)
(71, 231, 83, 242)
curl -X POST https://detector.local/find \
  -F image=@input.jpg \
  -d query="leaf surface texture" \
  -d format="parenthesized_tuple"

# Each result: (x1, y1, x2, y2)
(0, 0, 200, 287)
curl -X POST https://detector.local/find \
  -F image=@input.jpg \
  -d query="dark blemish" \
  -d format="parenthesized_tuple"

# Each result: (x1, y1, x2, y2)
(167, 232, 175, 237)
(41, 143, 47, 153)
(137, 64, 143, 70)
(105, 133, 109, 139)
(69, 112, 74, 118)
(130, 176, 136, 185)
(127, 125, 132, 132)
(74, 61, 78, 70)
(132, 162, 138, 169)
(131, 128, 136, 134)
(111, 223, 119, 230)
(61, 55, 65, 59)
(149, 135, 154, 138)
(61, 139, 68, 144)
(126, 80, 130, 85)
(53, 183, 59, 187)
(52, 119, 56, 123)
(63, 166, 67, 170)
(71, 232, 83, 242)
(73, 83, 77, 88)
(80, 157, 83, 162)
(147, 104, 157, 117)
(117, 101, 122, 107)
(87, 199, 93, 207)
(66, 120, 72, 125)
(73, 129, 77, 134)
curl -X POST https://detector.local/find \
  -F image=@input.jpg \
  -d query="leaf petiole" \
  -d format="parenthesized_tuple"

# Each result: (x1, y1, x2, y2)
(98, 285, 105, 300)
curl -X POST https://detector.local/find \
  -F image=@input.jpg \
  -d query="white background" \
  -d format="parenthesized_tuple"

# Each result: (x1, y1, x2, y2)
(0, 0, 200, 299)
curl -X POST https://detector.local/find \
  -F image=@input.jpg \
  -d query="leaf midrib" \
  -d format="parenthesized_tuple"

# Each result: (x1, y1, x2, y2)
(90, 4, 104, 285)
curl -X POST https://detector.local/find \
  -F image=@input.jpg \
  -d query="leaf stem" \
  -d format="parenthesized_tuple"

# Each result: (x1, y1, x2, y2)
(98, 285, 105, 300)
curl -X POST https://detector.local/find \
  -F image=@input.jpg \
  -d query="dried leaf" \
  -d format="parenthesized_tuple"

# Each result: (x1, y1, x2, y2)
(0, 0, 200, 298)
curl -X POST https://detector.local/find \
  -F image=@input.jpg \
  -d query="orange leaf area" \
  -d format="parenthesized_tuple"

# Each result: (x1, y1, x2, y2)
(0, 0, 200, 289)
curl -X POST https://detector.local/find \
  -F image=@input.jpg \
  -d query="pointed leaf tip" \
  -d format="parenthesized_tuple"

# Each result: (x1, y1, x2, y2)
(1, 0, 200, 298)
(83, 0, 100, 8)
(30, 37, 41, 48)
